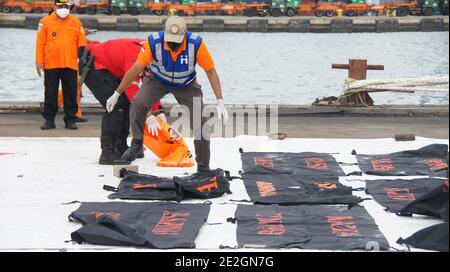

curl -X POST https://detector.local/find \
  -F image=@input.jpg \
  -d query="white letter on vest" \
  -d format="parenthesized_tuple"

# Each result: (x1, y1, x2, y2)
(180, 55, 189, 65)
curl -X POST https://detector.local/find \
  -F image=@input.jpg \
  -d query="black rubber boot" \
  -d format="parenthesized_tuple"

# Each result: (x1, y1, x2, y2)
(137, 147, 145, 159)
(41, 120, 56, 130)
(121, 138, 143, 162)
(99, 143, 130, 165)
(65, 121, 78, 130)
(117, 138, 144, 159)
(114, 138, 144, 159)
(99, 112, 129, 165)
(115, 137, 129, 157)
(197, 166, 211, 173)
(74, 117, 88, 123)
(117, 103, 131, 157)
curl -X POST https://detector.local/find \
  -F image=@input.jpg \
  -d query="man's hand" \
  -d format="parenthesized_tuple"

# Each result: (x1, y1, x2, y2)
(36, 64, 44, 77)
(147, 115, 161, 136)
(216, 99, 229, 125)
(156, 112, 167, 124)
(106, 91, 120, 113)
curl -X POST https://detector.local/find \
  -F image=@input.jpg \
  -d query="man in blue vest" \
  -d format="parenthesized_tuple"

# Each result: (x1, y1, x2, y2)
(105, 16, 228, 172)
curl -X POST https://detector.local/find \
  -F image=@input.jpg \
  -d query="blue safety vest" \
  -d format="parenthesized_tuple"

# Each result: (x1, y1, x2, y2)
(147, 31, 202, 88)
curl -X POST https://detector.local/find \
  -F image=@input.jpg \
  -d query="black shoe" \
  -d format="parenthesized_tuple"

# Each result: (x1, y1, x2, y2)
(115, 140, 129, 157)
(121, 139, 143, 162)
(99, 150, 130, 165)
(74, 117, 88, 123)
(197, 166, 211, 173)
(65, 121, 78, 130)
(41, 120, 56, 130)
(114, 142, 142, 159)
(136, 147, 145, 159)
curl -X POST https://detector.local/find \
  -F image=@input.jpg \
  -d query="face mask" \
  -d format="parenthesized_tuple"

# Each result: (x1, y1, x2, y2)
(56, 8, 70, 19)
(167, 42, 181, 51)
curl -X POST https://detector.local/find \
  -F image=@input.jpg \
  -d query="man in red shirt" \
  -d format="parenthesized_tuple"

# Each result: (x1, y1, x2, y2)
(79, 39, 161, 165)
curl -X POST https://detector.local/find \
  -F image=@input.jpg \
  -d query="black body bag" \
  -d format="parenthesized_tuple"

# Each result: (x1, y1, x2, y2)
(241, 173, 362, 206)
(69, 202, 210, 249)
(366, 178, 449, 220)
(397, 222, 449, 252)
(355, 144, 448, 177)
(103, 170, 177, 201)
(240, 149, 345, 177)
(228, 204, 390, 250)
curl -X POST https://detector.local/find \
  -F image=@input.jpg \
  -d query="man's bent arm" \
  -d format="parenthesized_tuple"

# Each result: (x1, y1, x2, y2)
(115, 61, 145, 94)
(205, 68, 223, 100)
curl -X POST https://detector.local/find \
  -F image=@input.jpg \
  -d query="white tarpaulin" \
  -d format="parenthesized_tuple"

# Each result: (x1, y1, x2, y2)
(0, 136, 447, 251)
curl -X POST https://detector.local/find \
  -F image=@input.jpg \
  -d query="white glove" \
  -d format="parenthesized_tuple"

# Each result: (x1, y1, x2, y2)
(147, 115, 161, 136)
(216, 99, 229, 125)
(156, 112, 167, 123)
(106, 91, 120, 113)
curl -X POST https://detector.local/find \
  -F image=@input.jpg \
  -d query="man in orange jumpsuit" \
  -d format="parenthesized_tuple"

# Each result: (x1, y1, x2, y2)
(35, 0, 87, 130)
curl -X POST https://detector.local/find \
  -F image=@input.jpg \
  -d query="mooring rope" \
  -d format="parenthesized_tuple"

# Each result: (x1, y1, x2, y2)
(335, 75, 449, 105)
(345, 76, 449, 93)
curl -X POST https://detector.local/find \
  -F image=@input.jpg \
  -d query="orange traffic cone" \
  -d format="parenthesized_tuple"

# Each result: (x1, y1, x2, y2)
(143, 116, 195, 168)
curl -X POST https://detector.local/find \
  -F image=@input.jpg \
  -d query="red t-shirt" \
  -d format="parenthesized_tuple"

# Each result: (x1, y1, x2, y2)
(87, 38, 160, 111)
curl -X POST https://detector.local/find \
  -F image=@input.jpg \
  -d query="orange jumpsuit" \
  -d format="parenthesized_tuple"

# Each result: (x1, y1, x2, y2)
(36, 12, 87, 123)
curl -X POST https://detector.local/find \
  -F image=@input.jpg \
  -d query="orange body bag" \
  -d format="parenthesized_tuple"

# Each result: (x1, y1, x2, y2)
(143, 116, 194, 168)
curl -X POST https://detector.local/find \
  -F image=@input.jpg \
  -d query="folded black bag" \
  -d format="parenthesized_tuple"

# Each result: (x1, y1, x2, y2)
(103, 170, 177, 201)
(174, 169, 235, 202)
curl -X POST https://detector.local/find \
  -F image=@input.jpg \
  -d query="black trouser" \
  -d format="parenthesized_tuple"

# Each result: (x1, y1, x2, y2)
(81, 60, 130, 148)
(42, 68, 78, 123)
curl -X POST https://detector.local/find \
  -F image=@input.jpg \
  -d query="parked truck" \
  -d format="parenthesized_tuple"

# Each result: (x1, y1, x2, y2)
(0, 0, 53, 13)
(386, 0, 449, 16)
(74, 0, 109, 15)
(267, 0, 378, 17)
(1, 0, 449, 16)
(108, 0, 146, 15)
(269, 0, 300, 17)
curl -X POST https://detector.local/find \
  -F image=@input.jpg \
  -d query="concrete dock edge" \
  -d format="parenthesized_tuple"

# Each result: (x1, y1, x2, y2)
(116, 17, 139, 32)
(331, 18, 353, 33)
(203, 18, 225, 32)
(25, 15, 41, 29)
(376, 18, 399, 32)
(310, 18, 332, 33)
(80, 17, 99, 30)
(2, 14, 447, 33)
(247, 18, 269, 32)
(0, 102, 448, 117)
(421, 17, 445, 31)
(138, 17, 163, 31)
(287, 18, 310, 32)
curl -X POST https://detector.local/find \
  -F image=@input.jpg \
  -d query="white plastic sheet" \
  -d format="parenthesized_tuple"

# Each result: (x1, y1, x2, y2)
(0, 136, 447, 251)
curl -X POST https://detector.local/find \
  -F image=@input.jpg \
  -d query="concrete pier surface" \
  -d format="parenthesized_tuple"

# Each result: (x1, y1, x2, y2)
(0, 102, 448, 139)
(1, 14, 448, 32)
